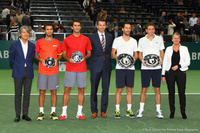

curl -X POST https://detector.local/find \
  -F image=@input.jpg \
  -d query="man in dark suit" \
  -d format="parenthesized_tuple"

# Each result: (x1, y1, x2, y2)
(174, 12, 184, 34)
(89, 19, 113, 119)
(28, 12, 34, 29)
(22, 11, 31, 26)
(130, 24, 136, 35)
(9, 26, 35, 122)
(135, 24, 142, 34)
(110, 25, 121, 40)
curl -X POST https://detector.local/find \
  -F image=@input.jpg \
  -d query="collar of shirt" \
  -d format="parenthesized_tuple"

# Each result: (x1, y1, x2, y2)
(144, 34, 159, 46)
(145, 34, 156, 41)
(19, 38, 28, 59)
(191, 17, 197, 19)
(97, 31, 105, 41)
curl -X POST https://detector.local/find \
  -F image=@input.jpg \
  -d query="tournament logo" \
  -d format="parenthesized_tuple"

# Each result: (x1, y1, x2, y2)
(117, 53, 135, 68)
(143, 54, 160, 67)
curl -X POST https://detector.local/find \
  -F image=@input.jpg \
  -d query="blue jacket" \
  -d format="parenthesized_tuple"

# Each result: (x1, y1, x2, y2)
(89, 32, 113, 72)
(9, 40, 35, 79)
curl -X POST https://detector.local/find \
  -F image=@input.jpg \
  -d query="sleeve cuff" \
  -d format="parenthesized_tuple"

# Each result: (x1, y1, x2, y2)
(57, 52, 63, 55)
(162, 75, 165, 77)
(178, 64, 181, 68)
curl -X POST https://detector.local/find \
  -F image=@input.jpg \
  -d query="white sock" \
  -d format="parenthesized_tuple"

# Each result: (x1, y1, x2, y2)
(77, 105, 83, 116)
(139, 102, 145, 111)
(116, 104, 120, 111)
(127, 104, 132, 111)
(39, 107, 44, 113)
(51, 107, 56, 113)
(62, 106, 67, 116)
(156, 104, 160, 111)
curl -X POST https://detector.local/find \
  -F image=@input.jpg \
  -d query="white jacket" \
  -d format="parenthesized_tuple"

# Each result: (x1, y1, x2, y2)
(162, 44, 190, 76)
(167, 23, 176, 35)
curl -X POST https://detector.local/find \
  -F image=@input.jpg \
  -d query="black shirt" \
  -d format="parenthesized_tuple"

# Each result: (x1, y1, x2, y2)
(171, 50, 180, 69)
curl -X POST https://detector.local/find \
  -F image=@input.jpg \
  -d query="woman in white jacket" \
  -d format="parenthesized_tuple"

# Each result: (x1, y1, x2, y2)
(167, 20, 176, 35)
(162, 32, 190, 119)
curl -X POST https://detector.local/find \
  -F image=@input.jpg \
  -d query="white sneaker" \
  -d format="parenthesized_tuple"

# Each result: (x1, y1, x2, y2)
(137, 110, 144, 118)
(156, 110, 164, 119)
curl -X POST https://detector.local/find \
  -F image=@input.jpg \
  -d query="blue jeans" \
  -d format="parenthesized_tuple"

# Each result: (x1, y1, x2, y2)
(11, 32, 18, 40)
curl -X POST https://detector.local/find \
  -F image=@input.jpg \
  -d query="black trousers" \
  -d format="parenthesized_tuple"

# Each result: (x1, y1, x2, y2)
(14, 68, 32, 116)
(165, 69, 186, 114)
(90, 67, 111, 113)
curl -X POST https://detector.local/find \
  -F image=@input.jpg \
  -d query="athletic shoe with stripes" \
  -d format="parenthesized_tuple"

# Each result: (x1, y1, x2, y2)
(37, 112, 44, 120)
(50, 112, 58, 120)
(126, 109, 135, 118)
(156, 110, 164, 119)
(114, 109, 121, 118)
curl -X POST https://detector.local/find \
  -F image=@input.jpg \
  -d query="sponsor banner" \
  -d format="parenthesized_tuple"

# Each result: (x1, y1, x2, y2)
(0, 41, 199, 70)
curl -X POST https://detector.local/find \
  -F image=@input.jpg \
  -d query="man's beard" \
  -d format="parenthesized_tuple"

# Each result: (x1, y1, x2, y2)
(46, 34, 53, 37)
(124, 32, 130, 36)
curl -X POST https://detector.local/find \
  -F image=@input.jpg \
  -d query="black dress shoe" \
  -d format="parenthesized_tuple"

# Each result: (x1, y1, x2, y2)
(22, 115, 32, 121)
(169, 113, 174, 119)
(14, 115, 20, 122)
(181, 113, 187, 119)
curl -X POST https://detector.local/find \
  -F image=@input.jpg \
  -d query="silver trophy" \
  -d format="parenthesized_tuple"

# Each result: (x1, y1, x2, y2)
(45, 57, 56, 68)
(143, 54, 160, 67)
(117, 53, 135, 68)
(71, 51, 83, 63)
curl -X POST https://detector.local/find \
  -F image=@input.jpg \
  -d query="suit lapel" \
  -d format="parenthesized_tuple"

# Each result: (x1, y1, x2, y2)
(105, 32, 109, 51)
(26, 41, 31, 58)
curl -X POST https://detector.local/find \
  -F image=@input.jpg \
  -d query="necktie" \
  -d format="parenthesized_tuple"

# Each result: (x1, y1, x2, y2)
(101, 34, 105, 51)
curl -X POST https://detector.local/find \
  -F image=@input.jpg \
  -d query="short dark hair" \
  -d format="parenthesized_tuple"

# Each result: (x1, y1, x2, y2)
(72, 19, 81, 26)
(123, 22, 131, 28)
(97, 19, 106, 25)
(160, 30, 164, 33)
(44, 22, 54, 30)
(145, 22, 155, 29)
(168, 20, 173, 24)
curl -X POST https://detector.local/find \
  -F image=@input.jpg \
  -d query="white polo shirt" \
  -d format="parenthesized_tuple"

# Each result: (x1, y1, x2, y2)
(138, 34, 165, 70)
(112, 36, 137, 70)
